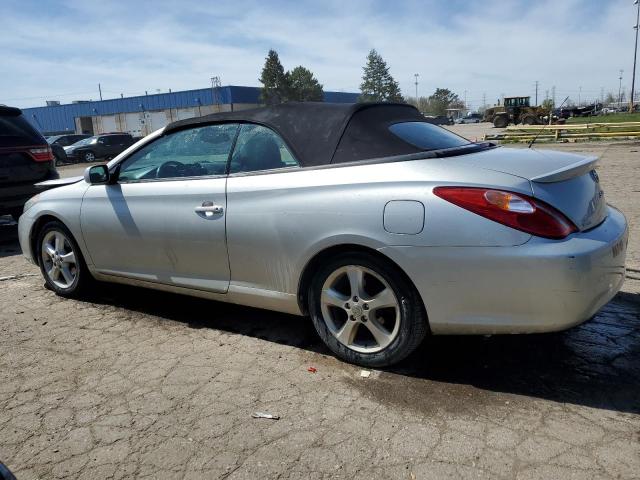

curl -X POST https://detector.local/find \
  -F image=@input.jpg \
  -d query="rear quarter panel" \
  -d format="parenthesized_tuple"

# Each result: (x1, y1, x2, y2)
(225, 158, 533, 295)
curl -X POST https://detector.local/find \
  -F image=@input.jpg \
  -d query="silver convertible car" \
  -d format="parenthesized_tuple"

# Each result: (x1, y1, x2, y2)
(18, 103, 628, 367)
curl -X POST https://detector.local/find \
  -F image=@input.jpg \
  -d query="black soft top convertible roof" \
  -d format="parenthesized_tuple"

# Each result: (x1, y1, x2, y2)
(165, 102, 428, 167)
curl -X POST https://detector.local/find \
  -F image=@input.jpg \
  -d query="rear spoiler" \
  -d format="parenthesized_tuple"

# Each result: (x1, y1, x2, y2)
(530, 156, 599, 183)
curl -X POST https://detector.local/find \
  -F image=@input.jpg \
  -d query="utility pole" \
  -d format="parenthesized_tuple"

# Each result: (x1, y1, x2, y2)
(534, 80, 539, 105)
(630, 0, 639, 112)
(98, 83, 102, 101)
(578, 86, 582, 105)
(414, 73, 419, 102)
(600, 87, 604, 104)
(619, 69, 624, 106)
(464, 90, 468, 112)
(551, 86, 556, 107)
(482, 92, 486, 110)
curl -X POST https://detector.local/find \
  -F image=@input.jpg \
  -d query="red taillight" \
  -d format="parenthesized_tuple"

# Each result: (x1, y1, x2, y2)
(433, 186, 578, 239)
(27, 145, 54, 162)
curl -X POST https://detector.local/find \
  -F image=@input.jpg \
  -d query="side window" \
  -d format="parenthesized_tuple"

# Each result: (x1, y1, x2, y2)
(118, 124, 238, 182)
(229, 124, 298, 174)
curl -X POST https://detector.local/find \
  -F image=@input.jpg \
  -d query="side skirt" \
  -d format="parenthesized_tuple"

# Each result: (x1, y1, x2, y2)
(90, 271, 303, 316)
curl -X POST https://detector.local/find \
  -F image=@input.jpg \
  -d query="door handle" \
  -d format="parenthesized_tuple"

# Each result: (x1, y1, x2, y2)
(195, 202, 224, 214)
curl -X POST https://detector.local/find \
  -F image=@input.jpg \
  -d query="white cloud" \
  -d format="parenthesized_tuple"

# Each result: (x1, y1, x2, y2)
(0, 0, 636, 109)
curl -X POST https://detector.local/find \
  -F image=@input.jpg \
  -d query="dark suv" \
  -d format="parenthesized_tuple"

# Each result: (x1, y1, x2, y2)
(64, 133, 135, 163)
(47, 134, 91, 165)
(0, 106, 59, 221)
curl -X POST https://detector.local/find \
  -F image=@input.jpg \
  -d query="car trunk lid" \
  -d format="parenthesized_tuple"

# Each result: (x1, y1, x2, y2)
(454, 147, 607, 231)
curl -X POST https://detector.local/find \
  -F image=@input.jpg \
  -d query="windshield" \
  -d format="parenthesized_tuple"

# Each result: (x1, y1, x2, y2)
(389, 122, 470, 150)
(71, 137, 97, 147)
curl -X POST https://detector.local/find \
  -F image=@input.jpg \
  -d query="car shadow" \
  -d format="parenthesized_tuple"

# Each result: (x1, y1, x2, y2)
(0, 217, 20, 256)
(2, 222, 638, 415)
(392, 290, 640, 414)
(84, 280, 640, 415)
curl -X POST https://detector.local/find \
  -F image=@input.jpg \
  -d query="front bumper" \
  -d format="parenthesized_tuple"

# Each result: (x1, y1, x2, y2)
(64, 151, 80, 161)
(380, 206, 628, 334)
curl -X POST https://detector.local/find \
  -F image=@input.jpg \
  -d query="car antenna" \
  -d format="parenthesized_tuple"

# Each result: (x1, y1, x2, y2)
(528, 95, 570, 149)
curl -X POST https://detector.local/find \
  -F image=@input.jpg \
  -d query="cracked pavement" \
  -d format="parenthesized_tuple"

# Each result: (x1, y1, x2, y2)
(1, 141, 639, 479)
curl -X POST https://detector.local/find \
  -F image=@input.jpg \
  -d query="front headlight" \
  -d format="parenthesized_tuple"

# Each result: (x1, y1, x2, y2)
(23, 194, 40, 213)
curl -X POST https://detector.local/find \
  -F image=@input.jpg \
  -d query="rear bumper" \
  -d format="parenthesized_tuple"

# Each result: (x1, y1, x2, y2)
(380, 206, 628, 334)
(0, 175, 57, 214)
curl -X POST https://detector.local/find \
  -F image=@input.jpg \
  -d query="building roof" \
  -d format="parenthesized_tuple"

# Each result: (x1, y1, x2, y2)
(166, 102, 426, 167)
(20, 86, 360, 135)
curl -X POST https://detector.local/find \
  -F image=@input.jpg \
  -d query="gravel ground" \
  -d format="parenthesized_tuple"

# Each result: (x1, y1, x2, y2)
(0, 140, 639, 479)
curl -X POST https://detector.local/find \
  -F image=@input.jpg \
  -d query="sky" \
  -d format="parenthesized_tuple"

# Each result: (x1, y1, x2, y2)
(1, 0, 638, 110)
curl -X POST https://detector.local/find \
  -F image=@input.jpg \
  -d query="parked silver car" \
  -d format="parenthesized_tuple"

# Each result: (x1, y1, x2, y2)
(454, 113, 483, 124)
(18, 103, 628, 367)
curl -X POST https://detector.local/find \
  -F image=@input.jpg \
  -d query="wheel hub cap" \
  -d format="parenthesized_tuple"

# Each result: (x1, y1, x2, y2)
(41, 230, 78, 289)
(320, 265, 401, 354)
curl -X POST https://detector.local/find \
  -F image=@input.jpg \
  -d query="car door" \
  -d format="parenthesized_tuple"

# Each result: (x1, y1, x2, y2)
(81, 123, 238, 292)
(225, 124, 302, 293)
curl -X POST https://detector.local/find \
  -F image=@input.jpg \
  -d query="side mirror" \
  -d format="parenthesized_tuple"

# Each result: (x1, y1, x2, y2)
(84, 164, 110, 184)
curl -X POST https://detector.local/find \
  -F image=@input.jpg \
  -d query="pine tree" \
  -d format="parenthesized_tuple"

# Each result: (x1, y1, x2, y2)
(288, 66, 324, 102)
(259, 50, 290, 104)
(427, 88, 462, 116)
(359, 49, 404, 103)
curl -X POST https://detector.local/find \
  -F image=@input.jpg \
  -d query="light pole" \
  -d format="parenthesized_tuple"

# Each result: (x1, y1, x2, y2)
(630, 0, 639, 112)
(619, 70, 624, 106)
(414, 73, 419, 103)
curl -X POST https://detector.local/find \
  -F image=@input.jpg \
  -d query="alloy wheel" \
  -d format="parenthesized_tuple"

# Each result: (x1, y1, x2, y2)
(41, 230, 78, 289)
(320, 265, 400, 353)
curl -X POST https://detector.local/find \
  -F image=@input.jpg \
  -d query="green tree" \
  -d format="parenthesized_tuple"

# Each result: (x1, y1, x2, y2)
(288, 66, 324, 102)
(406, 96, 430, 112)
(541, 98, 554, 110)
(359, 49, 404, 103)
(426, 88, 461, 116)
(259, 49, 290, 104)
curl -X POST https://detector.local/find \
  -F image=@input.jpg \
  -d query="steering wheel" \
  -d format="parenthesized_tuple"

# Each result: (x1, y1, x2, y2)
(157, 160, 185, 178)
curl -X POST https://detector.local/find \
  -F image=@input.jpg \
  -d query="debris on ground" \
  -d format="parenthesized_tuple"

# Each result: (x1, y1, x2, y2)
(307, 366, 317, 373)
(360, 370, 371, 378)
(251, 412, 280, 420)
(0, 273, 37, 282)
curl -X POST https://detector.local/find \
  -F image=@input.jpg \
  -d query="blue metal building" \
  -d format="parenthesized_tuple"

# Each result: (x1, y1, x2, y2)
(21, 86, 359, 135)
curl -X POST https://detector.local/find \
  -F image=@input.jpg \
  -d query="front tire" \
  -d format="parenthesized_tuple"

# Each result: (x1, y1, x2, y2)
(493, 115, 509, 128)
(37, 221, 91, 297)
(308, 252, 427, 367)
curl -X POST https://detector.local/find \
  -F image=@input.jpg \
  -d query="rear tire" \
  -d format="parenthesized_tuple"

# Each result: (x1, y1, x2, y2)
(308, 252, 427, 368)
(82, 151, 96, 163)
(36, 220, 92, 298)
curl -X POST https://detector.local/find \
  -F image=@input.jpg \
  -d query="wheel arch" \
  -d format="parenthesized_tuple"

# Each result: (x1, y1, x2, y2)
(296, 243, 428, 324)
